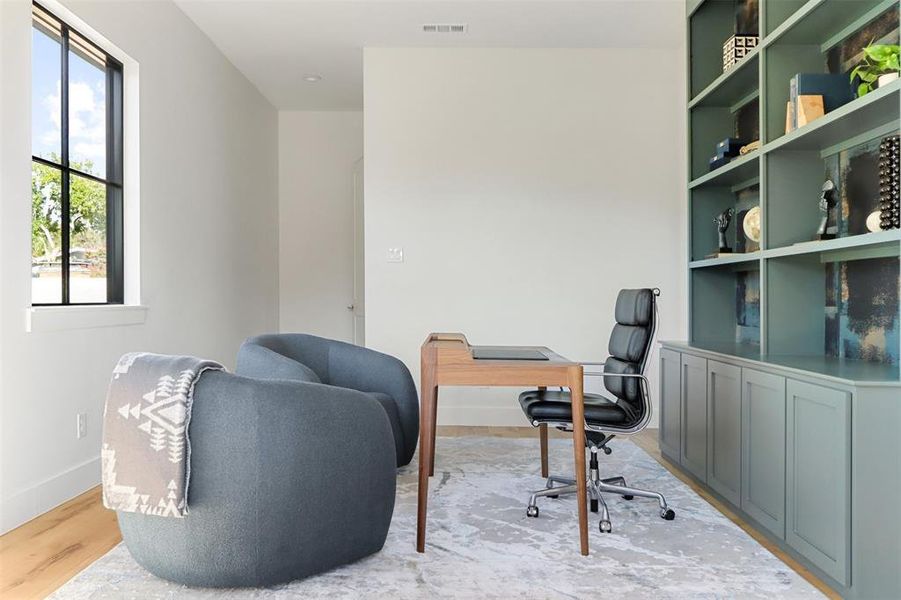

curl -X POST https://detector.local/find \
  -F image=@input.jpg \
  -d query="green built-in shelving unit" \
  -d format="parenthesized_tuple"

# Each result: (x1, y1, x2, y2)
(686, 0, 901, 381)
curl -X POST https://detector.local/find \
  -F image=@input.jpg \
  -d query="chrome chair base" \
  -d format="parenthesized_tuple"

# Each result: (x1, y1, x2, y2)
(526, 446, 675, 532)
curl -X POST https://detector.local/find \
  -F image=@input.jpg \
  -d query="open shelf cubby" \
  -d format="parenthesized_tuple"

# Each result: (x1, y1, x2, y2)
(691, 261, 762, 350)
(767, 249, 900, 380)
(690, 182, 760, 261)
(686, 0, 901, 379)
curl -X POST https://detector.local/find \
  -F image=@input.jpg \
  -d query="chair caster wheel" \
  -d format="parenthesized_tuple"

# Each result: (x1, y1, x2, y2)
(590, 499, 598, 513)
(603, 447, 612, 455)
(622, 495, 634, 501)
(599, 520, 612, 533)
(661, 508, 675, 520)
(526, 506, 539, 518)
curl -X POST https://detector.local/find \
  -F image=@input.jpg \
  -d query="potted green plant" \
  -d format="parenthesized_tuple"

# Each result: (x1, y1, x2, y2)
(850, 43, 900, 97)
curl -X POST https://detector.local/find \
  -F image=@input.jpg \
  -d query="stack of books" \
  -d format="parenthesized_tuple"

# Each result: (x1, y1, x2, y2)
(785, 73, 855, 133)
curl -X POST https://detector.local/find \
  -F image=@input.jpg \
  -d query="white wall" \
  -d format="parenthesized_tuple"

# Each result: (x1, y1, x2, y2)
(364, 48, 687, 426)
(278, 111, 363, 341)
(0, 0, 279, 533)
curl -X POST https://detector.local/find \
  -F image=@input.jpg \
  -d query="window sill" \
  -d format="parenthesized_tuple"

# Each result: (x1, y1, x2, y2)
(26, 305, 148, 333)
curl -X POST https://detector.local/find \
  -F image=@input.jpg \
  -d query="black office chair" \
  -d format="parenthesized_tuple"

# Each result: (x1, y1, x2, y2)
(518, 288, 675, 533)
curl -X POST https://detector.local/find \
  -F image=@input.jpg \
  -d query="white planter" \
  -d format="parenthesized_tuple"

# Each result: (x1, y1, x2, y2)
(878, 72, 900, 88)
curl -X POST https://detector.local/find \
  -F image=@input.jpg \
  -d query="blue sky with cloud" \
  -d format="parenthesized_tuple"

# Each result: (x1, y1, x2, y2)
(32, 25, 106, 178)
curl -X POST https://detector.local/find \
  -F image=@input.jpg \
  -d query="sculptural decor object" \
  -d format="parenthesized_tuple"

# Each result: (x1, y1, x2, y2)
(742, 206, 761, 243)
(817, 179, 838, 240)
(879, 135, 900, 230)
(714, 208, 734, 254)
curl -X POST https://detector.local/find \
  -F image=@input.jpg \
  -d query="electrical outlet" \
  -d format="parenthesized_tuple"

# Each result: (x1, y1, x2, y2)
(76, 413, 87, 439)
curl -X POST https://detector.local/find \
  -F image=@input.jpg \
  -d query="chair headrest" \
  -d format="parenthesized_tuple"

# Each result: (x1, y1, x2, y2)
(614, 289, 655, 327)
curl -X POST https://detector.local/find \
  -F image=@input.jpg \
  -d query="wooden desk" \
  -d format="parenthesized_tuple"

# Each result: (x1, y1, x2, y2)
(417, 333, 589, 555)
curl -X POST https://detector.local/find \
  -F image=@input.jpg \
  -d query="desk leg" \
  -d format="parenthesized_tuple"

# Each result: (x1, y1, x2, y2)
(569, 368, 589, 556)
(429, 387, 438, 476)
(417, 356, 437, 553)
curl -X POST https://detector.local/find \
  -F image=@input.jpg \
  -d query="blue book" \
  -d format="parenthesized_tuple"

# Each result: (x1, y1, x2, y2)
(790, 73, 854, 129)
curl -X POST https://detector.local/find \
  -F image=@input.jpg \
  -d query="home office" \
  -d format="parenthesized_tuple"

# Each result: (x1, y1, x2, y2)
(1, 0, 899, 598)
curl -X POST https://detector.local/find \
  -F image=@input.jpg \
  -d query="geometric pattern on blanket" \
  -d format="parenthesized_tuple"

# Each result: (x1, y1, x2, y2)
(116, 371, 196, 462)
(102, 353, 223, 519)
(101, 444, 180, 517)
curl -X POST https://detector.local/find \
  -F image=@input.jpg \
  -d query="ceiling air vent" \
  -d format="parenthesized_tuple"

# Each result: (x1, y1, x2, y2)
(422, 23, 468, 34)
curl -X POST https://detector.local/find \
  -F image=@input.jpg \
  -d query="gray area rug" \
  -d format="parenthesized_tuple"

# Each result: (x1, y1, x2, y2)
(51, 437, 822, 599)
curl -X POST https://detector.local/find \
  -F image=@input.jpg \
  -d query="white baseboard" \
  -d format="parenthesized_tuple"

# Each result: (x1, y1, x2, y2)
(0, 456, 100, 535)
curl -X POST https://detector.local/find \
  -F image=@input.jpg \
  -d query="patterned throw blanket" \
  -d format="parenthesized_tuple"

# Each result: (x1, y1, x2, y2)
(102, 353, 224, 518)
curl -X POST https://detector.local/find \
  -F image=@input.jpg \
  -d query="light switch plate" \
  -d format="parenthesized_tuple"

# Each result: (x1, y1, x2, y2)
(387, 248, 404, 263)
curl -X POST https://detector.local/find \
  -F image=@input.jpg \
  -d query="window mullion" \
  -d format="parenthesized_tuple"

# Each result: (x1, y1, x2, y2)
(60, 24, 70, 305)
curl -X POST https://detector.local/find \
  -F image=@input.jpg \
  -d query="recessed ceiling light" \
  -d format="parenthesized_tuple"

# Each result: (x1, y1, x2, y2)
(303, 74, 322, 83)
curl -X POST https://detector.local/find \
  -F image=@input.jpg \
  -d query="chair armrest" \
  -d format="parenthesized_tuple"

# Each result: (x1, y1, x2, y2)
(584, 372, 648, 383)
(326, 341, 419, 466)
(578, 360, 648, 385)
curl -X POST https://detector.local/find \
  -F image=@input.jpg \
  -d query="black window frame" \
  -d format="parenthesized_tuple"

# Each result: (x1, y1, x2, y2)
(31, 2, 124, 306)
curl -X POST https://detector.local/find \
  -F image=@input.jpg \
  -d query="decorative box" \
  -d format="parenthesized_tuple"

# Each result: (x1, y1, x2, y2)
(709, 155, 731, 171)
(723, 35, 758, 71)
(716, 137, 747, 159)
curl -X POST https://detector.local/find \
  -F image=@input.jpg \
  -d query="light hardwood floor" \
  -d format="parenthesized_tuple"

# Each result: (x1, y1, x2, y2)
(0, 427, 837, 599)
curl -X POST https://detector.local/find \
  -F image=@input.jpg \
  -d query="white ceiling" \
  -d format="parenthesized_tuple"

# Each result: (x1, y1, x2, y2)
(174, 0, 684, 110)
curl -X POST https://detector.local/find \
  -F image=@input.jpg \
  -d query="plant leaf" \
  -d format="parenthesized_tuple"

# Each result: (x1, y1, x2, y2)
(858, 82, 870, 97)
(864, 45, 890, 60)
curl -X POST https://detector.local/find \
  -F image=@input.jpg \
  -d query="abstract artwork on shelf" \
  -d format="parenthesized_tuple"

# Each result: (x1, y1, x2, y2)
(824, 137, 882, 237)
(735, 271, 760, 346)
(734, 97, 759, 143)
(733, 0, 758, 36)
(825, 257, 900, 364)
(826, 6, 899, 74)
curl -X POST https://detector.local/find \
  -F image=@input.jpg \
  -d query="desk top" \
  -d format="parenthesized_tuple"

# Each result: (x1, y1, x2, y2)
(422, 333, 574, 367)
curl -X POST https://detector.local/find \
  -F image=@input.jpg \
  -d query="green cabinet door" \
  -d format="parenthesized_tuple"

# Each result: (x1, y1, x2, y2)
(680, 353, 708, 481)
(786, 379, 850, 586)
(741, 368, 786, 538)
(707, 360, 742, 506)
(659, 348, 682, 462)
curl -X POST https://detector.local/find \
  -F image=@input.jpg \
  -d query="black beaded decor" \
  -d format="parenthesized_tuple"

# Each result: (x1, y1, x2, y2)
(879, 134, 900, 230)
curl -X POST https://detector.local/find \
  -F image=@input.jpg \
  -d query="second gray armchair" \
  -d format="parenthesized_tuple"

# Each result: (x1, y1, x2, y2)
(237, 333, 420, 467)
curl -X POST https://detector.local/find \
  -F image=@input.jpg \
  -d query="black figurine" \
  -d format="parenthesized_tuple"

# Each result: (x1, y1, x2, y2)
(816, 179, 837, 240)
(714, 208, 734, 253)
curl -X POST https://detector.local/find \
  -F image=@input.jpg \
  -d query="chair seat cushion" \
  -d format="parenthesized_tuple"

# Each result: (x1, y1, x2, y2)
(366, 392, 406, 466)
(518, 389, 632, 426)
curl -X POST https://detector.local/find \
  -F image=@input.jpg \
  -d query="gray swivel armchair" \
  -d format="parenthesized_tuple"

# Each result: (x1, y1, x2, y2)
(518, 288, 675, 533)
(236, 334, 420, 468)
(117, 370, 397, 587)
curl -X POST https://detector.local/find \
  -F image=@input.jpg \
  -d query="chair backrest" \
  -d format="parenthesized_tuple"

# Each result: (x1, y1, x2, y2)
(603, 288, 658, 420)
